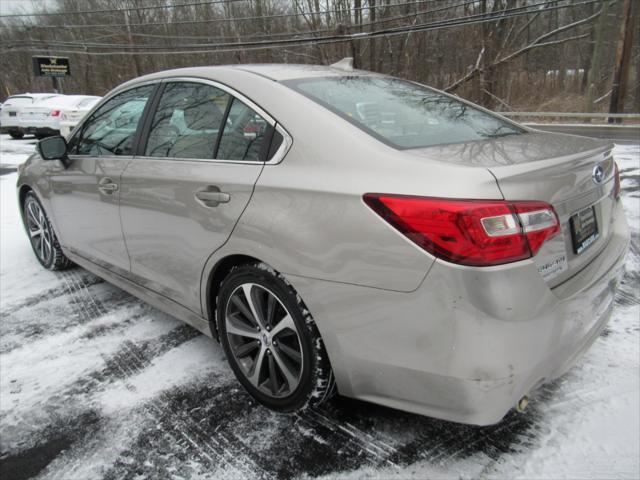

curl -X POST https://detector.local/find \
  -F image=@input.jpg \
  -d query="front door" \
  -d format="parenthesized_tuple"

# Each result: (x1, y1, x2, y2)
(48, 84, 156, 273)
(119, 80, 274, 314)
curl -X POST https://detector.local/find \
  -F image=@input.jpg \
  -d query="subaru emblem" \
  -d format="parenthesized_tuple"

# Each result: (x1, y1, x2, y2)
(592, 164, 605, 184)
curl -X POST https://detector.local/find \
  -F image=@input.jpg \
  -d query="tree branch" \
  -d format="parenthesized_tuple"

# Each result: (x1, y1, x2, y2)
(496, 9, 601, 65)
(445, 8, 601, 92)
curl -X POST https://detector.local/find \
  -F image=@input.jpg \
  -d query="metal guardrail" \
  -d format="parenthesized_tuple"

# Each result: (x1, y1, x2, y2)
(497, 112, 640, 142)
(502, 112, 640, 119)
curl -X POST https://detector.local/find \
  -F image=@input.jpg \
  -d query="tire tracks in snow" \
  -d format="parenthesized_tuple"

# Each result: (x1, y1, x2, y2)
(50, 268, 400, 478)
(298, 409, 400, 468)
(54, 268, 272, 479)
(0, 274, 103, 319)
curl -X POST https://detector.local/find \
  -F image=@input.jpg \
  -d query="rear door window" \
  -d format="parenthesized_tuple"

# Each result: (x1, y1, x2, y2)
(144, 82, 230, 159)
(216, 99, 270, 162)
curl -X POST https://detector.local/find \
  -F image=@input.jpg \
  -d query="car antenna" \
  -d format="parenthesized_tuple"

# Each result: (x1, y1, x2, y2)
(329, 57, 354, 72)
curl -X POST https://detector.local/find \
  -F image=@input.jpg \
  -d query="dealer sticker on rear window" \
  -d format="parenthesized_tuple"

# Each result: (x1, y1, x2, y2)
(537, 254, 568, 281)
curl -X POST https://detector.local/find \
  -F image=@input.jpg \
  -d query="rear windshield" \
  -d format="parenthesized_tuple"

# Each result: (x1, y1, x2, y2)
(284, 76, 523, 149)
(4, 96, 34, 106)
(77, 97, 100, 108)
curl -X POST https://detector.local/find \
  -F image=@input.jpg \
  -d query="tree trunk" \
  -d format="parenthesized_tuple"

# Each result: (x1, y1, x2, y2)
(585, 1, 609, 112)
(608, 0, 635, 121)
(369, 0, 376, 71)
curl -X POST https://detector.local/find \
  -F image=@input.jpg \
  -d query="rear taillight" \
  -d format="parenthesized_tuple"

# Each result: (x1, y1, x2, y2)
(613, 162, 621, 200)
(50, 110, 61, 117)
(363, 194, 560, 267)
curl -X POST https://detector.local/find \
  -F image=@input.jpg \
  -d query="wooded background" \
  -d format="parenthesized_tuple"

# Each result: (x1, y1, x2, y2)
(0, 0, 637, 113)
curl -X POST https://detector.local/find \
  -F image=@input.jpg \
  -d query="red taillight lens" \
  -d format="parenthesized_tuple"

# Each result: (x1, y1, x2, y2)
(50, 110, 61, 117)
(613, 162, 621, 200)
(513, 202, 561, 255)
(363, 194, 560, 267)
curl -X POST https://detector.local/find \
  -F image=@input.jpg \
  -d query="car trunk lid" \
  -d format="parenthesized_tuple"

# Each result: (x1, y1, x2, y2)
(19, 105, 51, 123)
(488, 135, 615, 287)
(407, 131, 616, 287)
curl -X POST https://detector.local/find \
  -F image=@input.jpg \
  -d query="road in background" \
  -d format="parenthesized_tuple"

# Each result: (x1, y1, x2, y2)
(1, 135, 638, 480)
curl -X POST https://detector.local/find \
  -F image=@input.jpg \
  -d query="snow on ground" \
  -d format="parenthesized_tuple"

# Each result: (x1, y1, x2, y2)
(0, 134, 37, 170)
(0, 135, 638, 480)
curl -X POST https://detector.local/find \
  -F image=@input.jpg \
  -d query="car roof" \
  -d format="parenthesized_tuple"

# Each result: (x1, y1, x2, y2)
(12, 93, 60, 99)
(230, 64, 371, 81)
(37, 95, 100, 106)
(117, 63, 373, 91)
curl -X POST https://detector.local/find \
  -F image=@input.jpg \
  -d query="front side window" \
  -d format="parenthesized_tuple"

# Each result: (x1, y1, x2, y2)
(145, 82, 230, 159)
(284, 76, 523, 149)
(216, 99, 270, 161)
(70, 85, 154, 156)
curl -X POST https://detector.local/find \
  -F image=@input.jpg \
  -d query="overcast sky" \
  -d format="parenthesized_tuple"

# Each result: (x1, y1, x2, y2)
(0, 0, 56, 16)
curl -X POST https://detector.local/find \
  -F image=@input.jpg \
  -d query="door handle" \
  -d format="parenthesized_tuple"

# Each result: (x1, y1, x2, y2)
(195, 188, 230, 207)
(98, 177, 119, 194)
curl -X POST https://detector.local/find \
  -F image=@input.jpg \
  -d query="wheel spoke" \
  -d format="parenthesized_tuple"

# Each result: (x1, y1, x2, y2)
(27, 202, 41, 228)
(266, 294, 276, 329)
(234, 340, 260, 358)
(226, 313, 260, 339)
(231, 293, 258, 327)
(276, 342, 302, 364)
(267, 352, 279, 396)
(271, 346, 299, 390)
(29, 228, 43, 238)
(246, 346, 266, 387)
(39, 234, 45, 258)
(242, 284, 265, 329)
(271, 314, 295, 337)
(43, 236, 51, 259)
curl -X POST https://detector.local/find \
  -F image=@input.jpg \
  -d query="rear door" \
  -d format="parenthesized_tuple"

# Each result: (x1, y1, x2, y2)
(48, 84, 157, 273)
(119, 79, 277, 314)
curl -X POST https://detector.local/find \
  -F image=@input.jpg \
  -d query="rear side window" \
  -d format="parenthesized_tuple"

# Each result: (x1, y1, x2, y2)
(145, 82, 230, 159)
(216, 99, 270, 161)
(284, 76, 523, 149)
(70, 85, 154, 156)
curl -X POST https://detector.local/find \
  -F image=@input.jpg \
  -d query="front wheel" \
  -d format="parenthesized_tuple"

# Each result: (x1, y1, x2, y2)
(217, 263, 335, 412)
(23, 192, 73, 270)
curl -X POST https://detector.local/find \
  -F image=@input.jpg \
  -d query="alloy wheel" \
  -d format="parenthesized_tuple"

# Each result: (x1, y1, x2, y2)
(224, 283, 303, 398)
(25, 198, 53, 265)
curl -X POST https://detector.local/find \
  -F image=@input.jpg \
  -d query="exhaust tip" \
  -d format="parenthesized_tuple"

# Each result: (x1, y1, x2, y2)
(516, 395, 529, 413)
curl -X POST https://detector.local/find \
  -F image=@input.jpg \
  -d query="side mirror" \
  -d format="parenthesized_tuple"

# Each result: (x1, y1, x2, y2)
(37, 135, 68, 161)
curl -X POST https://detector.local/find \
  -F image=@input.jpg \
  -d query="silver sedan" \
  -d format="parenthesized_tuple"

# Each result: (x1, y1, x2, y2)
(17, 63, 629, 425)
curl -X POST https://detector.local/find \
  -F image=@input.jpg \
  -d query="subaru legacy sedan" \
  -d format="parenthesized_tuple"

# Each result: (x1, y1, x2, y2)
(17, 63, 629, 425)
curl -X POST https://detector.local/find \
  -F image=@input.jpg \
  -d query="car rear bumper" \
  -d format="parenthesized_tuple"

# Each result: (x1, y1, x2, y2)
(290, 200, 629, 425)
(0, 125, 22, 134)
(23, 126, 59, 137)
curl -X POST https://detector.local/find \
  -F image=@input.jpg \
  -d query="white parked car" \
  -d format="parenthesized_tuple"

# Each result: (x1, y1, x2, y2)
(1, 93, 61, 139)
(19, 95, 101, 139)
(59, 96, 102, 137)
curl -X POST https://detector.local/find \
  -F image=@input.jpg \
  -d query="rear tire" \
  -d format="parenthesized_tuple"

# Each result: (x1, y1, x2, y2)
(9, 131, 24, 139)
(217, 263, 335, 412)
(23, 192, 73, 271)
